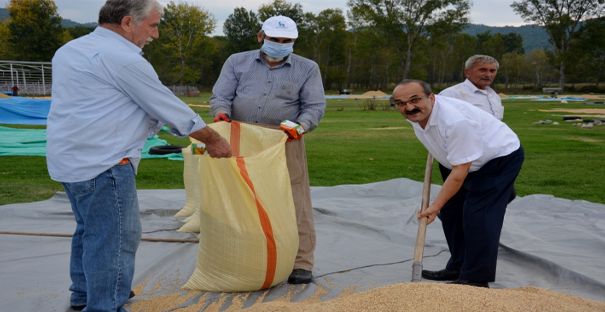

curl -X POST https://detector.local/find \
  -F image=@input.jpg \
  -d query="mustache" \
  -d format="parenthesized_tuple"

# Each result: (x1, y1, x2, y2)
(405, 108, 421, 115)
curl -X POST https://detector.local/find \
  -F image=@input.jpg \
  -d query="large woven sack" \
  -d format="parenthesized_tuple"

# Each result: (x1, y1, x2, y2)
(183, 122, 298, 292)
(175, 141, 202, 218)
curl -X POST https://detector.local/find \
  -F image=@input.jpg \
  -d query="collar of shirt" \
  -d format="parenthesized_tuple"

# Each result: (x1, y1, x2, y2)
(463, 78, 490, 95)
(256, 49, 293, 68)
(94, 26, 144, 56)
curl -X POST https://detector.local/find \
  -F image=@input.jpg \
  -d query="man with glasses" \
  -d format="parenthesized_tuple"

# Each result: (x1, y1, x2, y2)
(209, 15, 326, 284)
(392, 79, 524, 288)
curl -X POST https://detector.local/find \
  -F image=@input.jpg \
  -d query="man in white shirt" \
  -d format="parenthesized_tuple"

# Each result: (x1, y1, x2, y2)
(393, 79, 524, 288)
(47, 1, 231, 311)
(440, 55, 504, 120)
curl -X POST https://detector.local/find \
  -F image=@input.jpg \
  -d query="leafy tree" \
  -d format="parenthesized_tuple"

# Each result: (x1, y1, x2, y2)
(347, 0, 471, 79)
(223, 8, 262, 54)
(315, 9, 348, 88)
(480, 33, 506, 60)
(0, 21, 14, 59)
(499, 52, 524, 89)
(524, 49, 550, 87)
(574, 17, 605, 87)
(6, 0, 65, 61)
(153, 1, 216, 86)
(501, 32, 525, 54)
(67, 26, 95, 39)
(450, 33, 477, 81)
(258, 0, 305, 24)
(511, 0, 605, 89)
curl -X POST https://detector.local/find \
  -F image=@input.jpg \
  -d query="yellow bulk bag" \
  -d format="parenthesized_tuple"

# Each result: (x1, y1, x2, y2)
(174, 143, 202, 218)
(182, 121, 298, 292)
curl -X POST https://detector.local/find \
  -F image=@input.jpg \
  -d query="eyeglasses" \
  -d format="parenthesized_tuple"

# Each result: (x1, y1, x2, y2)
(395, 95, 429, 107)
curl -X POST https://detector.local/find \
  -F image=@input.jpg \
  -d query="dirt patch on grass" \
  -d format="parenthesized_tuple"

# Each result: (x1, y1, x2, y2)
(537, 108, 605, 114)
(566, 137, 603, 143)
(536, 108, 605, 119)
(367, 127, 407, 130)
(187, 104, 209, 108)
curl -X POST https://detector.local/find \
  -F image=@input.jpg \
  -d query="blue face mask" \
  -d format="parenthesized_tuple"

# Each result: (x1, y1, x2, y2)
(262, 40, 294, 58)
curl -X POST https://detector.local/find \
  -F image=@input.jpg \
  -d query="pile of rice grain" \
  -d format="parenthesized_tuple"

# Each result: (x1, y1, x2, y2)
(236, 283, 605, 312)
(130, 282, 604, 312)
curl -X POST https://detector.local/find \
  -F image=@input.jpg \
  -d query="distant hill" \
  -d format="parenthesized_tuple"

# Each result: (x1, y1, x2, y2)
(0, 8, 8, 20)
(0, 8, 96, 28)
(461, 23, 552, 52)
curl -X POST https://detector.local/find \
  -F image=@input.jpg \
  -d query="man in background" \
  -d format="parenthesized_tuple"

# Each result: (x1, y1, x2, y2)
(440, 55, 503, 120)
(209, 15, 326, 284)
(439, 54, 517, 201)
(47, 1, 231, 311)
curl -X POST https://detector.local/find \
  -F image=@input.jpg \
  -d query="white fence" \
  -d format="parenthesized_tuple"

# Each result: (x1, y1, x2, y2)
(0, 60, 201, 98)
(0, 60, 52, 96)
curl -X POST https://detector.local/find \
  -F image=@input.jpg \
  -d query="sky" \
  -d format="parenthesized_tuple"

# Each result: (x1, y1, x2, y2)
(46, 0, 529, 36)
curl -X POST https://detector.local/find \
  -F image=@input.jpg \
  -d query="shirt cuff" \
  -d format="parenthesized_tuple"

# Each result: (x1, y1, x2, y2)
(169, 115, 206, 138)
(148, 118, 165, 138)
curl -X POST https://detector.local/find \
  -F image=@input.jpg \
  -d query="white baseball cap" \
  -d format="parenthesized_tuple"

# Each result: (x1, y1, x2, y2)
(262, 16, 298, 39)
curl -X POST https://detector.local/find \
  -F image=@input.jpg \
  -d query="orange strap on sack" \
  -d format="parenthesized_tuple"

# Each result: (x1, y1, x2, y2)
(231, 121, 277, 289)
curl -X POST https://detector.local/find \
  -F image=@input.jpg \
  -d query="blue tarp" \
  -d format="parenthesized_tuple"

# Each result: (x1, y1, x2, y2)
(0, 126, 183, 160)
(0, 97, 51, 125)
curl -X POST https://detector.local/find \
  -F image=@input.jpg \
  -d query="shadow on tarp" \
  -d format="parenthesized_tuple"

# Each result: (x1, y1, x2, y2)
(0, 178, 604, 311)
(0, 125, 183, 160)
(0, 97, 51, 125)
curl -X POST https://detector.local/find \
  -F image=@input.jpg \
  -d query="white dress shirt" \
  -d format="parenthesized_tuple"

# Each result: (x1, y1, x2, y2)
(439, 79, 504, 120)
(47, 27, 206, 182)
(409, 95, 519, 172)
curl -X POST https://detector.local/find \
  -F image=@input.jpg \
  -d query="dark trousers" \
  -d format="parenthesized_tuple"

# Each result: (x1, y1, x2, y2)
(438, 146, 524, 282)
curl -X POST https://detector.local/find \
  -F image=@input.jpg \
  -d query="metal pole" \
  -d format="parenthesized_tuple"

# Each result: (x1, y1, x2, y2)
(22, 69, 26, 95)
(42, 65, 46, 95)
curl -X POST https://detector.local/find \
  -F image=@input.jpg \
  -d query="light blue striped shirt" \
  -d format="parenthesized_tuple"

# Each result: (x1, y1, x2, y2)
(209, 50, 326, 132)
(47, 27, 206, 182)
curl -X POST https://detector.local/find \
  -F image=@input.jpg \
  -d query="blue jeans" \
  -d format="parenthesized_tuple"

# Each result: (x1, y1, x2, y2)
(62, 162, 141, 312)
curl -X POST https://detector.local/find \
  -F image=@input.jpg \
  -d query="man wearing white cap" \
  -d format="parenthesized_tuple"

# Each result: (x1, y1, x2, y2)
(209, 15, 326, 284)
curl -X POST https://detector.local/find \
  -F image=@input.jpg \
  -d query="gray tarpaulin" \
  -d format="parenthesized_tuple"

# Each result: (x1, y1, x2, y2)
(1, 178, 604, 311)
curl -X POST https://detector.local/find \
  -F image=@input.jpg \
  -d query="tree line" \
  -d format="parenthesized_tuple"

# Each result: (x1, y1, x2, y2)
(1, 0, 603, 92)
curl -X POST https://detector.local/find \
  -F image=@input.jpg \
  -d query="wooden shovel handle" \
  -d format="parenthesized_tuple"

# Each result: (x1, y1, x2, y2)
(413, 153, 433, 262)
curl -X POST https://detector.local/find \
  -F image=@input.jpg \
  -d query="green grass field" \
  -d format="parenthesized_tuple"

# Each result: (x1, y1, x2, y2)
(1, 93, 604, 206)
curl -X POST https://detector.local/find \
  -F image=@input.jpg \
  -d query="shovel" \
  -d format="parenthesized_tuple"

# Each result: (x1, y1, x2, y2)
(411, 152, 433, 282)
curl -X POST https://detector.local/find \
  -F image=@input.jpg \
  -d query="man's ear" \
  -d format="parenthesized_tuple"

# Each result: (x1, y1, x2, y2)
(257, 31, 264, 44)
(120, 15, 134, 33)
(463, 68, 471, 78)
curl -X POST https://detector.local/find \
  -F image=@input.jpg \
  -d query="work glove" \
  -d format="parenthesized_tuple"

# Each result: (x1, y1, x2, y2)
(213, 113, 231, 123)
(280, 120, 305, 142)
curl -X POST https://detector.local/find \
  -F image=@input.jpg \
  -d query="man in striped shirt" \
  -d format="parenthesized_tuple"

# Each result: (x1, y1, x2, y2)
(209, 16, 326, 284)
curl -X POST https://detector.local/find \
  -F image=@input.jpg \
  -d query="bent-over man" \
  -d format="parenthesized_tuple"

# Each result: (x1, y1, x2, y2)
(393, 79, 524, 288)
